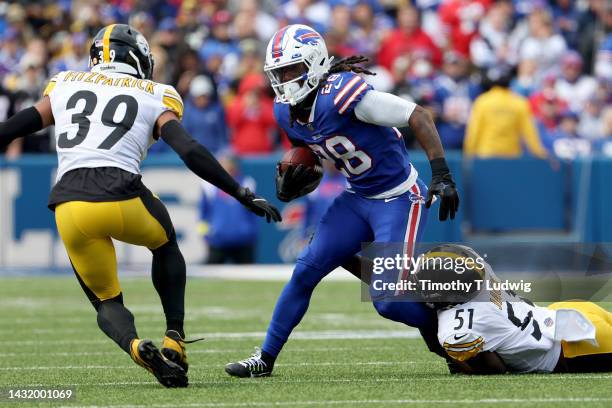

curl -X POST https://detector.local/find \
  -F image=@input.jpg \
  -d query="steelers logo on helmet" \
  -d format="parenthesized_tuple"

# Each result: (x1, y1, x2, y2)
(410, 244, 486, 308)
(135, 33, 150, 56)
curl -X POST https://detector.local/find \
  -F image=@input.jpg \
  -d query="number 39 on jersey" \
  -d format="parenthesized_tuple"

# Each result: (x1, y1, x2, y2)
(44, 70, 183, 181)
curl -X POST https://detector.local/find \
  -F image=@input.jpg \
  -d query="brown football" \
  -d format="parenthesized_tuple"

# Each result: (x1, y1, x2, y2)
(278, 147, 323, 174)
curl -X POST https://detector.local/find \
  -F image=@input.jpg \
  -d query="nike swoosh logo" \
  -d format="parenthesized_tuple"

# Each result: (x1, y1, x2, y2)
(252, 199, 267, 203)
(384, 197, 399, 202)
(333, 78, 344, 89)
(454, 334, 468, 341)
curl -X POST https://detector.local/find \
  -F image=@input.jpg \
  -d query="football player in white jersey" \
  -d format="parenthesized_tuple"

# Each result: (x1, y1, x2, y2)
(413, 245, 612, 374)
(0, 24, 281, 387)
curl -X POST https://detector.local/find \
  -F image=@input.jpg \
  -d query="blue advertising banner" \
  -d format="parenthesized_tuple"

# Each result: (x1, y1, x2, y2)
(1, 152, 610, 269)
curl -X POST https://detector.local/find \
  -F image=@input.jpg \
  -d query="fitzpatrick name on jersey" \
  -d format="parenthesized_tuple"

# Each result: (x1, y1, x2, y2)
(46, 70, 157, 94)
(274, 72, 414, 198)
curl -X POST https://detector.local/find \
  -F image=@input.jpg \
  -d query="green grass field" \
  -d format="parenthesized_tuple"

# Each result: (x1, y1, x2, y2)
(1, 276, 611, 408)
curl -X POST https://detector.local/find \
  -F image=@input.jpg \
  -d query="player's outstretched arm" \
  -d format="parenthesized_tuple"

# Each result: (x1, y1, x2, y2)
(0, 97, 54, 150)
(156, 111, 281, 223)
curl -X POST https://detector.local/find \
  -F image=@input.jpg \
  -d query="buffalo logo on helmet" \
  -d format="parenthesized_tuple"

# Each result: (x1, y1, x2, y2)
(293, 28, 320, 46)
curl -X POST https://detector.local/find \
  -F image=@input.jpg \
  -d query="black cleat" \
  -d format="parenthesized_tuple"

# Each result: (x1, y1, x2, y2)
(130, 338, 188, 388)
(225, 348, 272, 378)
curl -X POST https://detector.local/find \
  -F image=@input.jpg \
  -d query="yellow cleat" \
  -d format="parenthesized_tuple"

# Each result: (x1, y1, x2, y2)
(161, 330, 204, 373)
(130, 338, 188, 388)
(161, 330, 189, 373)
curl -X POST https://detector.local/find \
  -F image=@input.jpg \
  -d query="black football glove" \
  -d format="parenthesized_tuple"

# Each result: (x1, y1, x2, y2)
(425, 158, 460, 221)
(236, 187, 282, 223)
(275, 163, 323, 202)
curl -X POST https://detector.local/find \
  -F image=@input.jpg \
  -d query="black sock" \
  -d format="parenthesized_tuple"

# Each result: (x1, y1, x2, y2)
(96, 294, 138, 354)
(261, 350, 276, 368)
(151, 239, 186, 338)
(166, 318, 185, 339)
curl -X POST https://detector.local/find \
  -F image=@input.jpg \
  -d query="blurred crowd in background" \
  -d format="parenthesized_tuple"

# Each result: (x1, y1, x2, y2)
(0, 0, 610, 160)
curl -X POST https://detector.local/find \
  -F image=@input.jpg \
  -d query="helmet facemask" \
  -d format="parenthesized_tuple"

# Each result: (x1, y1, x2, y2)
(265, 60, 321, 106)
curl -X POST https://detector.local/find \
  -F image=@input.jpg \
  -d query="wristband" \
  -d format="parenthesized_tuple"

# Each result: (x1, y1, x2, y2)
(430, 157, 450, 177)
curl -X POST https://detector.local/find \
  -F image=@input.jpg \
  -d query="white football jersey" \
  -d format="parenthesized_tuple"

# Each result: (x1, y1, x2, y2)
(44, 68, 183, 181)
(438, 288, 561, 373)
(437, 266, 597, 373)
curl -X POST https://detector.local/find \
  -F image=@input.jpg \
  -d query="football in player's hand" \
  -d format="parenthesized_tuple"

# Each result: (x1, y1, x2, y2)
(278, 147, 322, 174)
(276, 147, 324, 202)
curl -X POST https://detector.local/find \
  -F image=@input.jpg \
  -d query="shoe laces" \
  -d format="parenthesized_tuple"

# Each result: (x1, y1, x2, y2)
(165, 330, 205, 345)
(239, 347, 267, 372)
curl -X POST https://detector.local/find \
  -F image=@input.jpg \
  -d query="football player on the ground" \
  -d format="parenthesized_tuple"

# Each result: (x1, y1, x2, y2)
(0, 24, 281, 387)
(413, 244, 612, 374)
(225, 24, 459, 377)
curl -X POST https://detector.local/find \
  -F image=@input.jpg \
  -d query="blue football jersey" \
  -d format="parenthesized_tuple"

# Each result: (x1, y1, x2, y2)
(274, 72, 413, 197)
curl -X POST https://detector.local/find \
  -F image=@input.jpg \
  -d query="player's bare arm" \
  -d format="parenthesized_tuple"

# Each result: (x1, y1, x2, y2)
(459, 351, 508, 375)
(408, 105, 460, 220)
(351, 87, 460, 221)
(408, 105, 445, 161)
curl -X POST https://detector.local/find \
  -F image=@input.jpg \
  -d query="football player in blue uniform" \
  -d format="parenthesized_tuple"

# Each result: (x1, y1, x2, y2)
(226, 24, 459, 377)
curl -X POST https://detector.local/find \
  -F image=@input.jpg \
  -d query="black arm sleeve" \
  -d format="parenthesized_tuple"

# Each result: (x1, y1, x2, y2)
(160, 120, 241, 197)
(0, 106, 43, 150)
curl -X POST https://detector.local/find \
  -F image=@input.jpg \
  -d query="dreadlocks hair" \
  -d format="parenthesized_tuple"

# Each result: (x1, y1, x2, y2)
(325, 55, 377, 79)
(288, 55, 376, 128)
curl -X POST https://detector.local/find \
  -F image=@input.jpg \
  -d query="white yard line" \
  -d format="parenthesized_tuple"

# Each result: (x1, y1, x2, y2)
(78, 374, 612, 385)
(0, 346, 401, 357)
(190, 330, 421, 340)
(0, 330, 421, 346)
(6, 375, 612, 383)
(0, 361, 427, 370)
(53, 397, 612, 408)
(0, 265, 357, 281)
(0, 365, 117, 370)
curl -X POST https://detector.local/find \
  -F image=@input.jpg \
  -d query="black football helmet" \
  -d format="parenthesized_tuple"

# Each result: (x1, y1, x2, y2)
(410, 244, 486, 309)
(89, 24, 154, 80)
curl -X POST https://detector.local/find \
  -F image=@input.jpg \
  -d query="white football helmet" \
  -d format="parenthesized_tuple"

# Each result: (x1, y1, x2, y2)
(264, 24, 332, 106)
